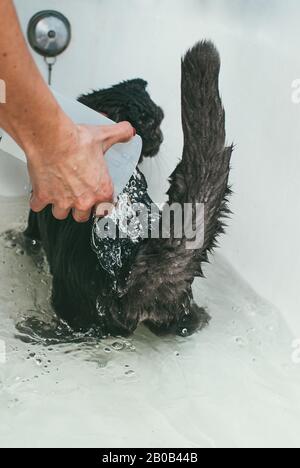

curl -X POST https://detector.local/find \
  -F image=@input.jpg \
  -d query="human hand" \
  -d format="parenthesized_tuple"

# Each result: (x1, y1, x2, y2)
(27, 120, 134, 222)
(0, 1, 135, 222)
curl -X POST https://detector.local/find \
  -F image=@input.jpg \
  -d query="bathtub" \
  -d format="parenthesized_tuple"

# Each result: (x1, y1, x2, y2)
(0, 0, 299, 449)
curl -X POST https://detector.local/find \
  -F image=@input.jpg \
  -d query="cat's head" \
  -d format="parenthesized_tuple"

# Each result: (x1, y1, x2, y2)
(78, 79, 164, 162)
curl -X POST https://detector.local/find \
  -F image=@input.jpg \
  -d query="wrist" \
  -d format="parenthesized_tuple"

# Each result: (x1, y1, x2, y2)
(22, 107, 78, 165)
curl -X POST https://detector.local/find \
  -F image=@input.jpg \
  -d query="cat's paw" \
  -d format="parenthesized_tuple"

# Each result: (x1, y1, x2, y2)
(144, 302, 211, 337)
(176, 303, 211, 337)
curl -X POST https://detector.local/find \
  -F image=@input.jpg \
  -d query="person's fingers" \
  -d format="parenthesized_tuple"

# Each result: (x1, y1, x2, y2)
(72, 208, 92, 223)
(103, 122, 136, 153)
(95, 202, 114, 218)
(30, 194, 49, 213)
(94, 177, 114, 205)
(52, 205, 70, 221)
(96, 122, 135, 153)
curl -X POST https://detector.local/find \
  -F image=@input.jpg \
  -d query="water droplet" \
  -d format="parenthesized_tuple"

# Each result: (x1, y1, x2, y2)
(97, 361, 107, 369)
(235, 337, 245, 347)
(104, 347, 111, 353)
(181, 328, 188, 337)
(112, 342, 125, 351)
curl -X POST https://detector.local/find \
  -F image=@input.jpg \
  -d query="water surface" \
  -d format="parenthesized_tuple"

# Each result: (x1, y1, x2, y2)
(0, 196, 299, 448)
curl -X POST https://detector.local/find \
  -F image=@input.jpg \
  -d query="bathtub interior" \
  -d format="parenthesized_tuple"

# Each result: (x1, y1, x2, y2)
(0, 196, 300, 448)
(0, 0, 300, 448)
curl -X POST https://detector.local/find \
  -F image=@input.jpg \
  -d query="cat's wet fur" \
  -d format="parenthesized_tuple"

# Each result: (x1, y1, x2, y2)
(23, 41, 233, 339)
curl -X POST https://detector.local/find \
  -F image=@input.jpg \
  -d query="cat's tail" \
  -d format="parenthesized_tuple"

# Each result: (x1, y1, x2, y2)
(116, 41, 233, 333)
(168, 40, 233, 250)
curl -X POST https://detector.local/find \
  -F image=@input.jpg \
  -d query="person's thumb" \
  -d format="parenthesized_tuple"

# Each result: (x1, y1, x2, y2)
(97, 121, 136, 153)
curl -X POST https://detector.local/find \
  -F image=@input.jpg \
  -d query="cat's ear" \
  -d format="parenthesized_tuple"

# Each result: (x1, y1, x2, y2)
(126, 79, 148, 91)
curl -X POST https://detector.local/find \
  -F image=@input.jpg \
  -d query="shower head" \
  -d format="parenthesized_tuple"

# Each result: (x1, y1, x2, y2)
(27, 10, 71, 58)
(27, 10, 72, 85)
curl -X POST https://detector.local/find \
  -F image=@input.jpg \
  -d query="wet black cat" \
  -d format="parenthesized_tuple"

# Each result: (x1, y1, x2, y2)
(24, 41, 233, 338)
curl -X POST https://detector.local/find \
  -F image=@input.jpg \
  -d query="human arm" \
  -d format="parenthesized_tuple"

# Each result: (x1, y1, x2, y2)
(0, 0, 133, 222)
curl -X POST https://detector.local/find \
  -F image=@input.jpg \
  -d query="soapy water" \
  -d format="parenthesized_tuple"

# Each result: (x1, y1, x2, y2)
(1, 196, 300, 448)
(92, 169, 160, 282)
